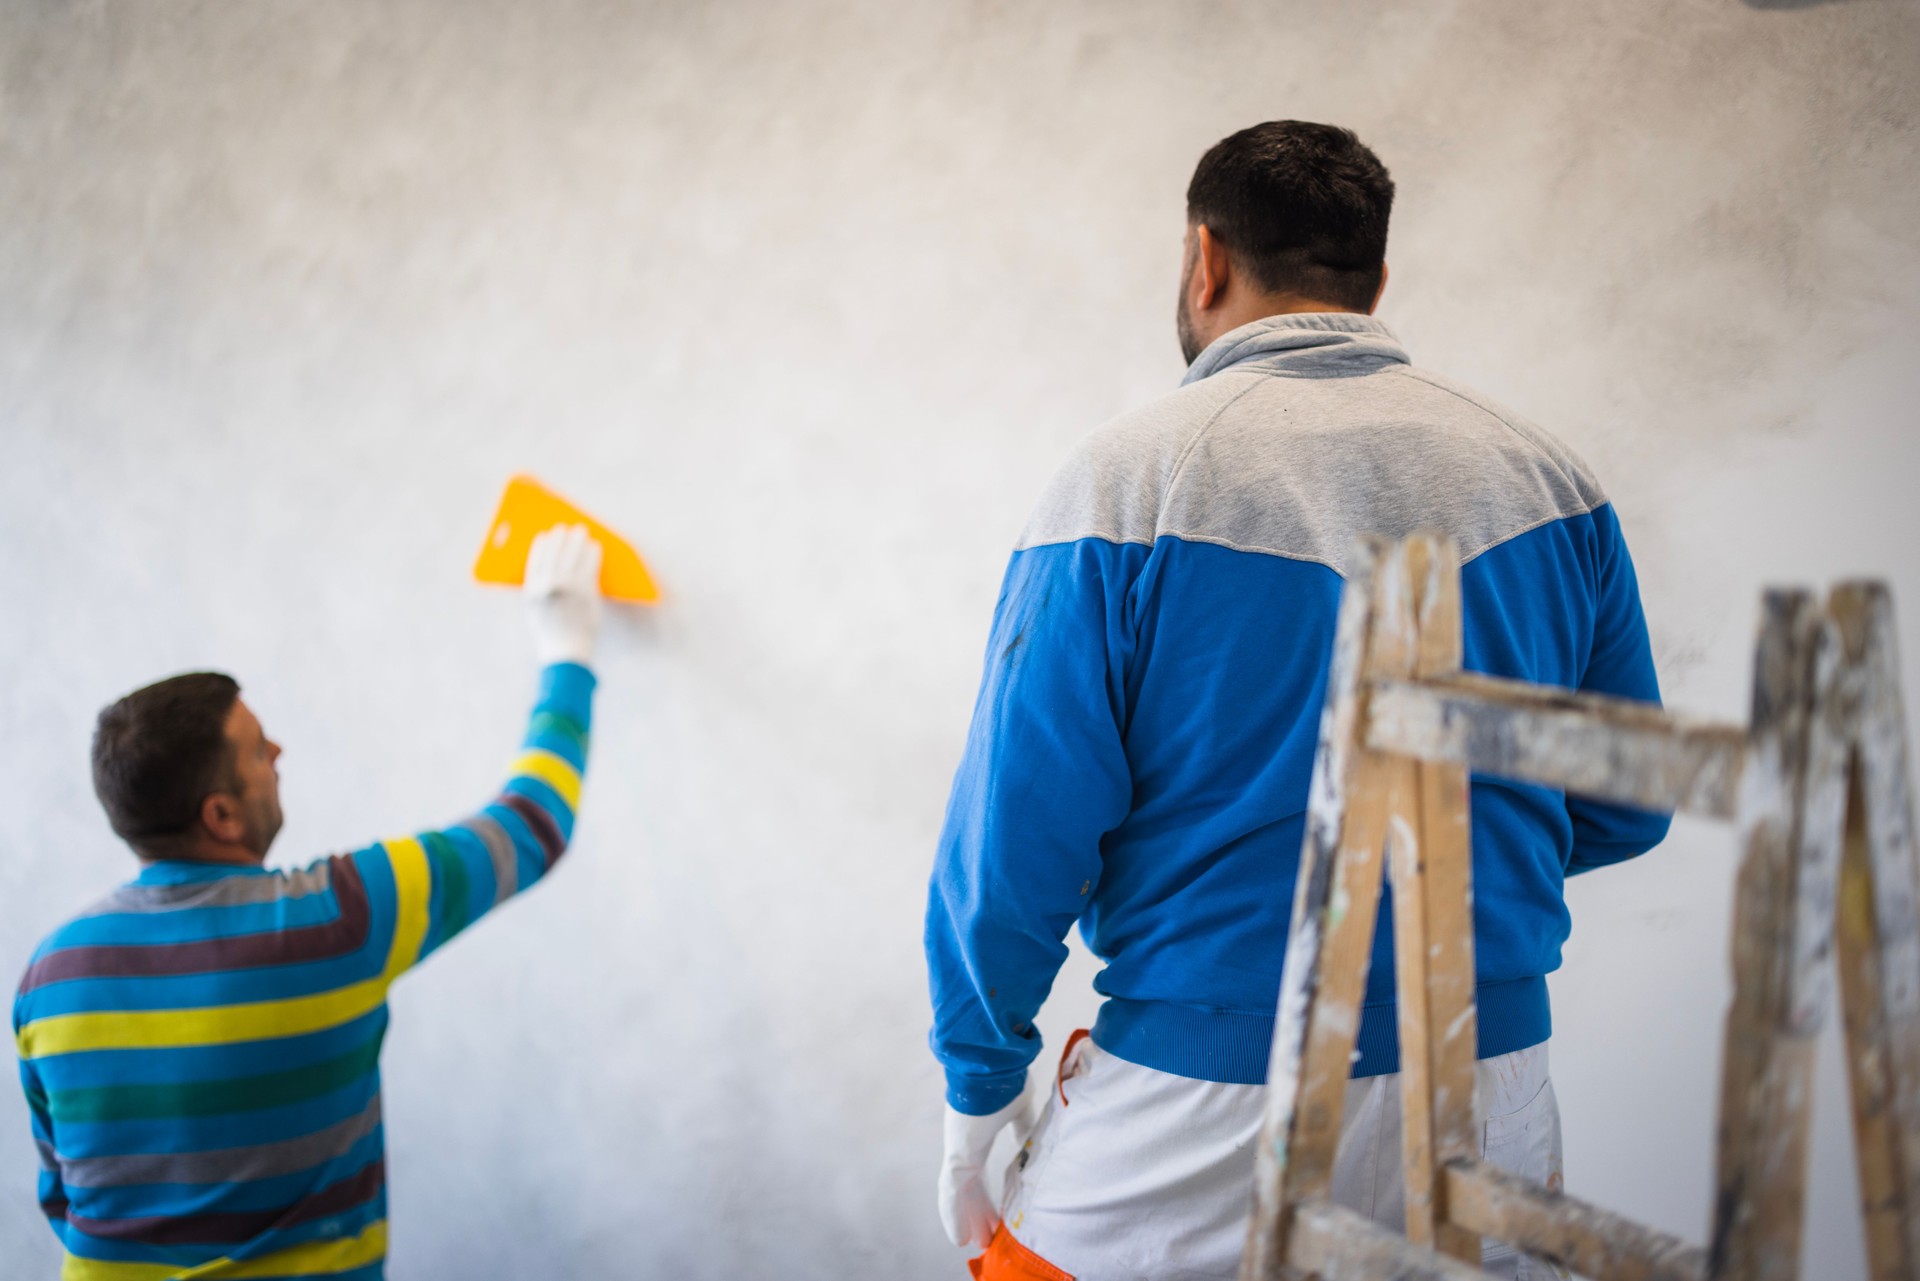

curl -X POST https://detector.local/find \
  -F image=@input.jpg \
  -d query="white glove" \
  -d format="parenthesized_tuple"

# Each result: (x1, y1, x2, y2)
(939, 1096, 1031, 1248)
(525, 523, 603, 666)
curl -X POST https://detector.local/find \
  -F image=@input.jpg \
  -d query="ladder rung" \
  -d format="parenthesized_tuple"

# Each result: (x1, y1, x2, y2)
(1365, 672, 1749, 819)
(1443, 1158, 1707, 1281)
(1287, 1199, 1492, 1280)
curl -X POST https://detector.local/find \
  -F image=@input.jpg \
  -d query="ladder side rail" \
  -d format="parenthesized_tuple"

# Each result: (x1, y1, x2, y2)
(1838, 753, 1914, 1281)
(1744, 611, 1852, 1278)
(1708, 590, 1824, 1281)
(1241, 536, 1395, 1281)
(1830, 583, 1920, 1280)
(1389, 532, 1482, 1265)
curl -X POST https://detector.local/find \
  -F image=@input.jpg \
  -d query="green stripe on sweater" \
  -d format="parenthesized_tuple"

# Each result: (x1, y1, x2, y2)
(525, 710, 589, 761)
(420, 830, 473, 944)
(48, 1035, 382, 1123)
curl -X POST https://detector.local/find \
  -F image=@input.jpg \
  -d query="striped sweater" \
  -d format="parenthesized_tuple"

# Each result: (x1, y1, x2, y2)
(14, 661, 595, 1280)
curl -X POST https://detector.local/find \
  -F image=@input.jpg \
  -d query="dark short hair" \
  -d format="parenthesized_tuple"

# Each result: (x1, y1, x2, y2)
(92, 672, 241, 851)
(1186, 121, 1395, 313)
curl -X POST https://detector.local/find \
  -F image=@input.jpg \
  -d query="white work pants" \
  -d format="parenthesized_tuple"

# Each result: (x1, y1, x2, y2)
(997, 1037, 1564, 1280)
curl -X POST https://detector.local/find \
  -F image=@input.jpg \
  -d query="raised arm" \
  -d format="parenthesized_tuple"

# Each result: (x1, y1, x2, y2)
(350, 524, 605, 977)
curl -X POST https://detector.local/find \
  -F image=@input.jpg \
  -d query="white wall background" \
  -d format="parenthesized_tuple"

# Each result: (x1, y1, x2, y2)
(3, 1, 1918, 1276)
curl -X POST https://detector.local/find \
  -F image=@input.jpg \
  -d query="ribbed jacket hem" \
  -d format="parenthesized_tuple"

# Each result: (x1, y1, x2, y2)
(1091, 977, 1551, 1083)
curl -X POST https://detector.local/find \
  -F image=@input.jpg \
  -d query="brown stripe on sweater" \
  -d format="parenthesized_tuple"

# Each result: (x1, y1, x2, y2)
(19, 857, 371, 994)
(63, 1158, 384, 1246)
(57, 1096, 382, 1190)
(497, 792, 565, 867)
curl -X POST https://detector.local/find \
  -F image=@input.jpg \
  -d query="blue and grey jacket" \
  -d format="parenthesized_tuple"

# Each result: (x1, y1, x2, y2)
(926, 313, 1671, 1116)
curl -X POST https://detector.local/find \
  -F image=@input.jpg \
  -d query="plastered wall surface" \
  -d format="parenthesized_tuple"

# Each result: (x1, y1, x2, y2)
(3, 2, 1918, 1276)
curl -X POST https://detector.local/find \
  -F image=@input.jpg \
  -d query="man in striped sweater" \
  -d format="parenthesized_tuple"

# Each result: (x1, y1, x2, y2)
(14, 524, 604, 1280)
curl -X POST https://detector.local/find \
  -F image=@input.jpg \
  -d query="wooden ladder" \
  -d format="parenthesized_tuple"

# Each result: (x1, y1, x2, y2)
(1237, 532, 1920, 1281)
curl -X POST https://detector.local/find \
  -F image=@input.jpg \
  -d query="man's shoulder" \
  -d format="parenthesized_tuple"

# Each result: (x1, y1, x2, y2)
(30, 881, 136, 951)
(1017, 374, 1261, 551)
(1185, 359, 1615, 561)
(14, 886, 125, 1022)
(1381, 365, 1609, 507)
(14, 859, 355, 996)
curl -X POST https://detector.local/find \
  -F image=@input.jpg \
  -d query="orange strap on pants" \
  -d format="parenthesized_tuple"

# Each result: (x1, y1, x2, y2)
(968, 1224, 1074, 1281)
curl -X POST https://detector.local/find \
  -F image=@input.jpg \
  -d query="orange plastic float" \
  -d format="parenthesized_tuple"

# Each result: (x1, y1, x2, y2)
(472, 474, 660, 603)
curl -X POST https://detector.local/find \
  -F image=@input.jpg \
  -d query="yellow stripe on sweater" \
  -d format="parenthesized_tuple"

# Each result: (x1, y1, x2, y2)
(381, 835, 431, 977)
(61, 1219, 387, 1280)
(19, 840, 433, 1061)
(18, 972, 393, 1060)
(510, 747, 582, 810)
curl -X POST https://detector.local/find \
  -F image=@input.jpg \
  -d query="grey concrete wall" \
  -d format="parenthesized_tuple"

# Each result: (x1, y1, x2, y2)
(3, 1, 1917, 1276)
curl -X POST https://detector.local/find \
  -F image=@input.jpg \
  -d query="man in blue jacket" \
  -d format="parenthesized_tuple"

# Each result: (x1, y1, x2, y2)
(926, 121, 1670, 1280)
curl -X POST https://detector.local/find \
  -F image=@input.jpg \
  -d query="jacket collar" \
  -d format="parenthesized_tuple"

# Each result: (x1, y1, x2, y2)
(1181, 312, 1409, 385)
(134, 859, 270, 885)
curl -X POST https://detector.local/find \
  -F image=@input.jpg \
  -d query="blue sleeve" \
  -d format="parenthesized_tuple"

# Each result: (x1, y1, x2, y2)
(1568, 504, 1673, 874)
(421, 660, 594, 962)
(356, 661, 596, 976)
(926, 539, 1142, 1115)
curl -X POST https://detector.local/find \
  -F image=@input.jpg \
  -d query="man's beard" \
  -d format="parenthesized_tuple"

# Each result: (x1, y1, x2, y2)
(245, 793, 283, 858)
(1167, 245, 1198, 364)
(1175, 255, 1204, 364)
(1176, 295, 1204, 365)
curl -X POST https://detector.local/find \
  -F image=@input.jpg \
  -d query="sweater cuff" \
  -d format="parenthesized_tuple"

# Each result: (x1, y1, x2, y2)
(538, 662, 598, 722)
(944, 1067, 1027, 1117)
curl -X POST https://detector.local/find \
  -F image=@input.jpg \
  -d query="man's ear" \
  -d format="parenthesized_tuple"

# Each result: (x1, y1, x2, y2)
(1193, 223, 1231, 312)
(199, 792, 246, 845)
(1368, 262, 1389, 315)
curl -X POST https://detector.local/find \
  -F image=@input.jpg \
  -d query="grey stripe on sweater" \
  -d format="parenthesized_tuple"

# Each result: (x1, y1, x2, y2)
(81, 863, 335, 917)
(55, 1095, 383, 1188)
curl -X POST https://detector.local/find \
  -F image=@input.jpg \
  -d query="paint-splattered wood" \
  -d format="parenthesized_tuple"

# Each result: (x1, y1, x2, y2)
(1389, 533, 1481, 1266)
(1276, 542, 1415, 1237)
(1365, 671, 1749, 819)
(1387, 748, 1437, 1251)
(1242, 537, 1417, 1281)
(1784, 617, 1849, 1041)
(1241, 536, 1386, 1281)
(1829, 583, 1920, 1281)
(1838, 789, 1914, 1281)
(1244, 539, 1920, 1281)
(1442, 1158, 1706, 1281)
(1709, 590, 1822, 1281)
(1287, 1199, 1493, 1281)
(1720, 608, 1849, 1281)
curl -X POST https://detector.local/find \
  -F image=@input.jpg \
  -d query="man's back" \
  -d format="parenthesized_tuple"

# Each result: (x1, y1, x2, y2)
(928, 312, 1669, 1107)
(14, 661, 594, 1279)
